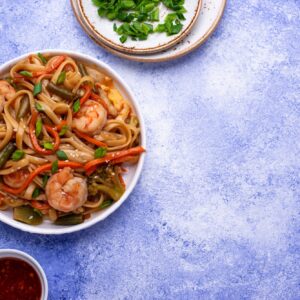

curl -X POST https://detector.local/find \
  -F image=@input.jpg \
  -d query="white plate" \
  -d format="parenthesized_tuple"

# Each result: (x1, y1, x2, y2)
(71, 0, 226, 62)
(0, 50, 146, 235)
(78, 0, 202, 54)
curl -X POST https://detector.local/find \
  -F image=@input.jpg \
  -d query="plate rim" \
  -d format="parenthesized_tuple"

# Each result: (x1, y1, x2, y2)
(77, 0, 202, 54)
(0, 49, 146, 235)
(71, 0, 226, 62)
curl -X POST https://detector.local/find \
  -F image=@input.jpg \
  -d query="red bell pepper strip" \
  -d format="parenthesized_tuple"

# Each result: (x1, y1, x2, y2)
(0, 161, 83, 195)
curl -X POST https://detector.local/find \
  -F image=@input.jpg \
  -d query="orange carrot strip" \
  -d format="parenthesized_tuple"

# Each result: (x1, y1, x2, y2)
(111, 155, 137, 165)
(30, 201, 51, 210)
(119, 174, 126, 189)
(73, 129, 107, 148)
(14, 56, 66, 79)
(55, 120, 68, 131)
(86, 155, 138, 176)
(44, 124, 60, 150)
(32, 55, 66, 77)
(29, 110, 60, 155)
(79, 85, 92, 106)
(84, 146, 145, 173)
(0, 161, 83, 195)
(86, 166, 97, 176)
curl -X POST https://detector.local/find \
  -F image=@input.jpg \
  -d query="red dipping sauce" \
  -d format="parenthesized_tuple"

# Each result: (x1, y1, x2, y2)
(0, 257, 42, 300)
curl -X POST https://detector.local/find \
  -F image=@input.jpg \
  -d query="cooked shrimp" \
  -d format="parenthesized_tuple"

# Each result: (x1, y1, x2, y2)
(45, 167, 88, 212)
(0, 96, 4, 113)
(72, 100, 107, 135)
(0, 80, 16, 100)
(3, 168, 29, 188)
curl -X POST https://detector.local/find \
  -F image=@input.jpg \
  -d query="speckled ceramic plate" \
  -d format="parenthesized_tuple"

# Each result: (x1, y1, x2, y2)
(71, 0, 226, 62)
(75, 0, 202, 54)
(0, 50, 146, 235)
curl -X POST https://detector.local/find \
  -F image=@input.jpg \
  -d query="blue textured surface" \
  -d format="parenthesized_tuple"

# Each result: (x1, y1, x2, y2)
(0, 0, 300, 299)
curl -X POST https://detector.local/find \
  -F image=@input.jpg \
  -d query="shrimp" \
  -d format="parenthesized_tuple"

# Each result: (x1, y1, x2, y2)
(3, 168, 30, 188)
(45, 167, 88, 212)
(0, 80, 16, 100)
(0, 80, 15, 112)
(72, 100, 107, 135)
(0, 96, 4, 113)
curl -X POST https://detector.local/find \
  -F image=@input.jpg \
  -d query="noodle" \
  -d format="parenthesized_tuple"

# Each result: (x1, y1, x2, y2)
(0, 114, 13, 150)
(0, 53, 144, 226)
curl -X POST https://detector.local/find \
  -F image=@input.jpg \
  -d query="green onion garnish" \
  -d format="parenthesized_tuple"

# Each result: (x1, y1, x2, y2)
(92, 0, 187, 42)
(35, 118, 43, 138)
(32, 188, 41, 199)
(56, 150, 68, 161)
(57, 71, 66, 85)
(73, 99, 80, 113)
(59, 125, 69, 137)
(94, 147, 107, 158)
(33, 82, 42, 97)
(43, 141, 54, 150)
(19, 71, 32, 77)
(11, 150, 25, 161)
(37, 52, 47, 65)
(42, 175, 49, 189)
(51, 160, 58, 174)
(35, 102, 43, 112)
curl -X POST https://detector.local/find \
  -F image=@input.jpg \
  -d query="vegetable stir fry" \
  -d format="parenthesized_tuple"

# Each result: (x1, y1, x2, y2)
(0, 53, 145, 226)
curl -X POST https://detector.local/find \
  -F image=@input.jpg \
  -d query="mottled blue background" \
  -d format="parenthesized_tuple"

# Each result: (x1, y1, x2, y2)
(0, 0, 300, 299)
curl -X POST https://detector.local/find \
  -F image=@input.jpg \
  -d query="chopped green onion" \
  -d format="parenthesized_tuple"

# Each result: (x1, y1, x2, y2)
(11, 150, 25, 161)
(57, 71, 66, 85)
(35, 118, 43, 138)
(43, 141, 54, 150)
(73, 99, 80, 113)
(51, 160, 58, 174)
(149, 7, 159, 21)
(33, 82, 42, 97)
(56, 150, 68, 161)
(35, 102, 43, 112)
(19, 71, 33, 77)
(92, 0, 186, 42)
(42, 175, 49, 189)
(120, 35, 128, 43)
(37, 52, 47, 64)
(94, 147, 107, 158)
(59, 125, 69, 136)
(32, 188, 41, 199)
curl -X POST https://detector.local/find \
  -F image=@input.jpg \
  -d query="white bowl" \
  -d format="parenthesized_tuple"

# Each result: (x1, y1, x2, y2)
(0, 50, 146, 234)
(0, 249, 48, 300)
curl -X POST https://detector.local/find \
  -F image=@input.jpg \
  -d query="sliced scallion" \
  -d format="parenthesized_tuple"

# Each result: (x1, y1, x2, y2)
(11, 150, 25, 161)
(33, 82, 42, 97)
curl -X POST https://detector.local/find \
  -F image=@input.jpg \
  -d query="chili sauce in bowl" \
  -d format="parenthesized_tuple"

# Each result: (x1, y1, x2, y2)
(0, 257, 41, 300)
(0, 249, 48, 300)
